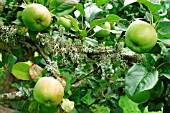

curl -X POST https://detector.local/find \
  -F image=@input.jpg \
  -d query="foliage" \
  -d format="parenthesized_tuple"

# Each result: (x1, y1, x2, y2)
(0, 0, 170, 113)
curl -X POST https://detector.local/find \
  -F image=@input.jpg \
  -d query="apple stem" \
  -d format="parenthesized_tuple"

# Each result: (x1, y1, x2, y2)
(36, 19, 41, 25)
(150, 13, 154, 26)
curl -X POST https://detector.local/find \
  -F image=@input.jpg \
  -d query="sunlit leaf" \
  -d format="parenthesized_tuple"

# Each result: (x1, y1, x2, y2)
(90, 14, 121, 28)
(84, 3, 102, 22)
(157, 21, 170, 37)
(124, 0, 161, 14)
(125, 64, 158, 96)
(96, 0, 107, 7)
(83, 37, 98, 47)
(81, 89, 95, 106)
(75, 3, 85, 16)
(124, 0, 137, 6)
(50, 0, 79, 15)
(137, 0, 161, 14)
(68, 16, 80, 31)
(12, 62, 31, 80)
(90, 104, 110, 113)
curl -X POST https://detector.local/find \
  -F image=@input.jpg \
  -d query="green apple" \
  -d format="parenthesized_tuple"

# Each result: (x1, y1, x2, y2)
(95, 22, 111, 37)
(126, 90, 150, 103)
(33, 77, 64, 107)
(22, 4, 51, 31)
(57, 17, 71, 31)
(125, 20, 157, 53)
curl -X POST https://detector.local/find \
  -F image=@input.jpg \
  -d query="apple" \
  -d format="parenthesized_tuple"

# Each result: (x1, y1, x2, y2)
(33, 77, 64, 107)
(57, 17, 71, 31)
(95, 22, 111, 37)
(22, 4, 51, 31)
(125, 20, 157, 53)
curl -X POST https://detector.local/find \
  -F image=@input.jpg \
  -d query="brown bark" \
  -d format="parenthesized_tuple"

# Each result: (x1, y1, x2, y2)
(0, 105, 15, 113)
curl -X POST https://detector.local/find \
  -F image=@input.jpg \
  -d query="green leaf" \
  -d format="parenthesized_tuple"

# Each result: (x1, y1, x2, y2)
(158, 41, 168, 55)
(50, 0, 79, 15)
(75, 3, 85, 16)
(137, 0, 161, 14)
(81, 89, 95, 106)
(97, 80, 108, 88)
(80, 30, 87, 37)
(76, 105, 91, 113)
(96, 0, 108, 7)
(28, 30, 38, 40)
(11, 83, 31, 96)
(0, 52, 8, 68)
(84, 3, 102, 22)
(28, 100, 38, 113)
(68, 16, 80, 31)
(12, 62, 31, 80)
(165, 50, 170, 64)
(68, 108, 78, 113)
(69, 88, 81, 105)
(143, 54, 155, 70)
(55, 8, 75, 16)
(90, 14, 121, 28)
(157, 21, 170, 37)
(119, 95, 141, 113)
(124, 0, 137, 6)
(83, 37, 98, 47)
(159, 63, 170, 79)
(21, 98, 32, 113)
(161, 39, 170, 46)
(90, 104, 110, 113)
(60, 70, 72, 91)
(148, 101, 164, 112)
(158, 25, 170, 36)
(38, 0, 45, 5)
(7, 54, 17, 72)
(125, 64, 158, 96)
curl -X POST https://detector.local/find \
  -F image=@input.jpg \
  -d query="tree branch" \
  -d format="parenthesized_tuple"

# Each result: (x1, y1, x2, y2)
(0, 26, 140, 103)
(0, 90, 29, 103)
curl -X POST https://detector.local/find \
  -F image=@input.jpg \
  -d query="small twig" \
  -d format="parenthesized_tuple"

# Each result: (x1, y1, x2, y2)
(34, 42, 49, 61)
(34, 42, 60, 79)
(156, 62, 167, 70)
(116, 31, 125, 43)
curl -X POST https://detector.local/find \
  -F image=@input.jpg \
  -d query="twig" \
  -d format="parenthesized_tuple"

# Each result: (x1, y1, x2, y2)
(34, 42, 60, 79)
(116, 31, 125, 43)
(34, 42, 49, 61)
(72, 66, 101, 88)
